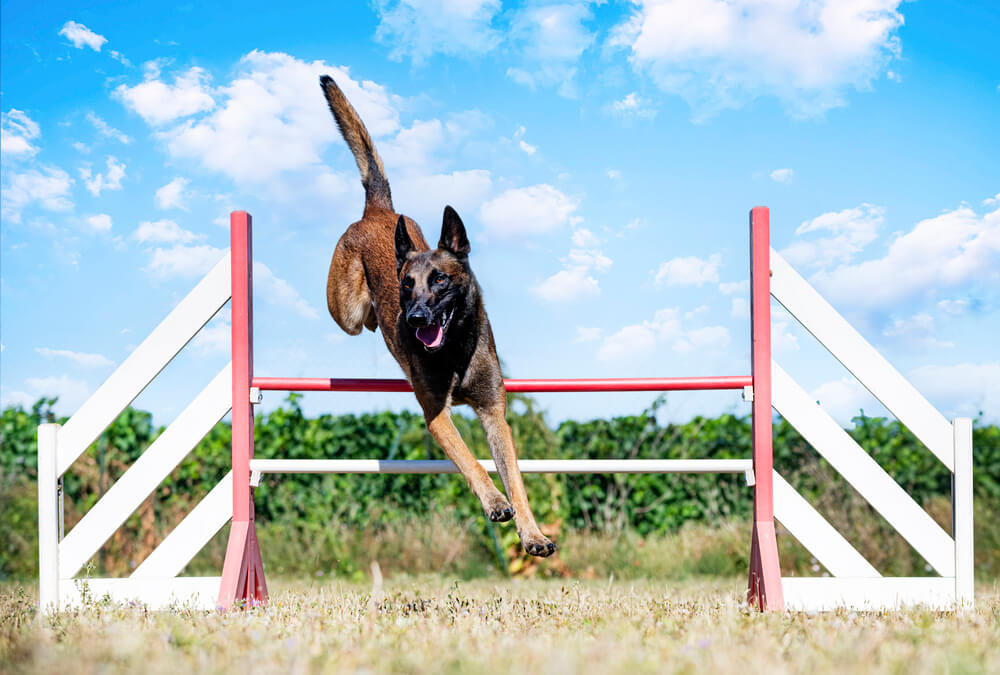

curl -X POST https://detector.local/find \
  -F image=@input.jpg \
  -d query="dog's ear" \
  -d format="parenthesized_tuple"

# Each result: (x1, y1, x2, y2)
(439, 206, 470, 259)
(395, 215, 415, 274)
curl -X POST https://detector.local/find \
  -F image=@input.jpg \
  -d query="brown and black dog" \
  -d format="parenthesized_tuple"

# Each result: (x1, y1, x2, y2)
(320, 75, 556, 557)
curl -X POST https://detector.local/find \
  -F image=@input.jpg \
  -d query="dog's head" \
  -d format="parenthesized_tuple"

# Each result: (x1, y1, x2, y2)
(395, 206, 472, 352)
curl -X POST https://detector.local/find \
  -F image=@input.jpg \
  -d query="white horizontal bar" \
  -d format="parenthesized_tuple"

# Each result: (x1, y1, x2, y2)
(132, 472, 233, 579)
(783, 577, 957, 611)
(772, 361, 955, 577)
(773, 471, 880, 578)
(249, 458, 752, 476)
(57, 253, 231, 476)
(59, 365, 232, 580)
(769, 249, 953, 469)
(57, 576, 221, 611)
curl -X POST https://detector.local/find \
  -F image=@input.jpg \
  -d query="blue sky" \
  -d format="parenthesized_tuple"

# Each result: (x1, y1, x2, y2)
(2, 0, 998, 428)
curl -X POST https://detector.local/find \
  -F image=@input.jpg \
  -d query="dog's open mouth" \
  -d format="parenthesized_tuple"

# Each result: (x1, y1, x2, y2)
(415, 307, 455, 351)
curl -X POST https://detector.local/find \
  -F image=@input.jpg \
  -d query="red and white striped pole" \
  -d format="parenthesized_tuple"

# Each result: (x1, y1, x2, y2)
(218, 211, 268, 609)
(747, 206, 784, 611)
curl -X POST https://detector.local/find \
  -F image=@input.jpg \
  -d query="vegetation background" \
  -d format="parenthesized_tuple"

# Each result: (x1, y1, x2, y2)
(1, 394, 997, 583)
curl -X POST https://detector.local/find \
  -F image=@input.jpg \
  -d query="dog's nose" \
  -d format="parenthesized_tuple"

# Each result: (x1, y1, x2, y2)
(406, 307, 431, 327)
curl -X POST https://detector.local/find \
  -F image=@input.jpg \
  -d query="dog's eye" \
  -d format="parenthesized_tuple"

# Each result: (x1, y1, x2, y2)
(434, 274, 448, 285)
(402, 278, 414, 290)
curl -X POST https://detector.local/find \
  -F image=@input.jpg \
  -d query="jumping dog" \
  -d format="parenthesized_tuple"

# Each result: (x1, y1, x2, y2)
(320, 75, 556, 557)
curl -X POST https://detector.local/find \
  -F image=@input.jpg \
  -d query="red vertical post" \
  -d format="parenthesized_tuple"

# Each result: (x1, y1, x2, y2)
(217, 211, 268, 610)
(747, 206, 784, 611)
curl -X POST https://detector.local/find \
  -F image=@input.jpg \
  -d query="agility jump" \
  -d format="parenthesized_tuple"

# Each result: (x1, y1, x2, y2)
(37, 207, 974, 613)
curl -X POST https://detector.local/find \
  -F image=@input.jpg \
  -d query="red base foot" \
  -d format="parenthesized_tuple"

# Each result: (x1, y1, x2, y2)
(218, 520, 268, 610)
(748, 520, 784, 611)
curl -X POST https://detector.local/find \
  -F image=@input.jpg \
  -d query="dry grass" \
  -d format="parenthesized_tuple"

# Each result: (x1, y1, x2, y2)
(2, 577, 998, 674)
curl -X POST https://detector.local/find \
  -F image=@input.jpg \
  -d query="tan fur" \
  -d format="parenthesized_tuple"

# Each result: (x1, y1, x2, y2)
(321, 75, 555, 557)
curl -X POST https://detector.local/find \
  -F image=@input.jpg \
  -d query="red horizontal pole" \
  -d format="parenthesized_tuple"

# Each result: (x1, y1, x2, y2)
(251, 375, 752, 393)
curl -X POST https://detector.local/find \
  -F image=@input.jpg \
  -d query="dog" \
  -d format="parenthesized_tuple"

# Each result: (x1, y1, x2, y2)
(320, 75, 556, 557)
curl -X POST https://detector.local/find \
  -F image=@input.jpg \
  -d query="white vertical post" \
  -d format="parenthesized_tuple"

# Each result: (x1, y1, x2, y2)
(953, 417, 974, 607)
(37, 423, 61, 613)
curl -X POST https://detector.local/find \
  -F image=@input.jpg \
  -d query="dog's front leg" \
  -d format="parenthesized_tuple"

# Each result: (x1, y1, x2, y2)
(425, 406, 515, 523)
(475, 403, 557, 558)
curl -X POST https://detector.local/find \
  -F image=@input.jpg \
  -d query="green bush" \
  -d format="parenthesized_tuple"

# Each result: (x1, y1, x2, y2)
(1, 395, 997, 581)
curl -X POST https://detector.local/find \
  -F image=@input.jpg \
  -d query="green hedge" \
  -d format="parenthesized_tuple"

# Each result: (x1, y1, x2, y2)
(1, 395, 998, 580)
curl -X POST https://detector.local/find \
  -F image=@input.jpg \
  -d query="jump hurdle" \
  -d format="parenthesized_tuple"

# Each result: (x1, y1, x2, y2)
(37, 207, 974, 613)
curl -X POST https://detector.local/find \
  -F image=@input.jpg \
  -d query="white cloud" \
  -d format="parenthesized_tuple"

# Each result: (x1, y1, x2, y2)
(571, 228, 600, 248)
(936, 298, 970, 315)
(145, 244, 225, 279)
(533, 228, 613, 303)
(86, 112, 131, 144)
(391, 170, 493, 229)
(381, 118, 446, 174)
(58, 21, 107, 51)
(533, 266, 601, 303)
(155, 177, 190, 210)
(511, 126, 537, 155)
(24, 375, 92, 414)
(133, 219, 203, 244)
(80, 156, 126, 196)
(478, 184, 579, 240)
(809, 200, 1000, 312)
(782, 203, 884, 270)
(86, 214, 113, 232)
(252, 262, 320, 319)
(142, 52, 398, 207)
(882, 312, 953, 349)
(1, 166, 73, 223)
(611, 0, 904, 117)
(191, 311, 232, 355)
(653, 253, 721, 287)
(597, 307, 730, 360)
(0, 389, 36, 410)
(1, 109, 41, 158)
(374, 0, 502, 65)
(115, 66, 215, 126)
(770, 168, 794, 183)
(506, 3, 595, 97)
(911, 361, 1000, 422)
(36, 347, 114, 368)
(609, 92, 657, 121)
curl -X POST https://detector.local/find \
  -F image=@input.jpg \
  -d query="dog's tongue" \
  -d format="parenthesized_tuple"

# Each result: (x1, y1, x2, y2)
(416, 322, 444, 348)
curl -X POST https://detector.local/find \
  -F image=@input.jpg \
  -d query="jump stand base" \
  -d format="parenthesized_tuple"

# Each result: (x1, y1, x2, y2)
(748, 520, 785, 611)
(218, 520, 268, 610)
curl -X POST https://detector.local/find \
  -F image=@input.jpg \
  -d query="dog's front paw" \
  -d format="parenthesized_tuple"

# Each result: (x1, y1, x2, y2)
(485, 494, 515, 522)
(521, 532, 557, 558)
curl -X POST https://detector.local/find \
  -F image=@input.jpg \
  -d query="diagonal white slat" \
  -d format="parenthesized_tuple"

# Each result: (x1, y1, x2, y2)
(773, 470, 880, 578)
(769, 249, 953, 470)
(57, 253, 231, 476)
(772, 361, 955, 576)
(133, 472, 233, 579)
(58, 366, 232, 580)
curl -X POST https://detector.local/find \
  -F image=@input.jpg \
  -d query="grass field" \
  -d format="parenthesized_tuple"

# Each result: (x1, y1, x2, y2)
(3, 577, 999, 674)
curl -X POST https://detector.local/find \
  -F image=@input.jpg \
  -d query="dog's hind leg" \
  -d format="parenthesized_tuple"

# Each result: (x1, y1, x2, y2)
(327, 238, 377, 335)
(474, 402, 557, 558)
(425, 406, 514, 523)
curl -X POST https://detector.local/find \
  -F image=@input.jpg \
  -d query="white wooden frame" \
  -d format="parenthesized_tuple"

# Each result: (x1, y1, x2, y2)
(769, 249, 975, 611)
(36, 220, 975, 613)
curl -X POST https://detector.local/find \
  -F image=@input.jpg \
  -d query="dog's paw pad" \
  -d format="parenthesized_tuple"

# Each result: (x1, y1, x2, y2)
(523, 536, 557, 558)
(485, 497, 515, 522)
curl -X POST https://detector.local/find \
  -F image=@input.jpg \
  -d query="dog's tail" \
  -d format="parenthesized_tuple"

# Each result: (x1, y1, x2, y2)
(320, 75, 393, 212)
